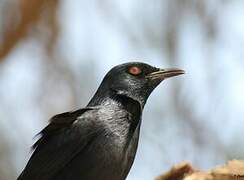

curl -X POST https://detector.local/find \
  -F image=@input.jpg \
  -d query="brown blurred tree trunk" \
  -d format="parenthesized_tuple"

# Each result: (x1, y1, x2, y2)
(0, 0, 58, 60)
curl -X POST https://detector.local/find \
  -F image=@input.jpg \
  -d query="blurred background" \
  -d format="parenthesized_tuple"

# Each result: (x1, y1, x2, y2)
(0, 0, 244, 179)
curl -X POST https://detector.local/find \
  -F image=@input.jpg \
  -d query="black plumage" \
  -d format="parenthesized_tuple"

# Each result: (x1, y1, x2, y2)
(18, 62, 184, 180)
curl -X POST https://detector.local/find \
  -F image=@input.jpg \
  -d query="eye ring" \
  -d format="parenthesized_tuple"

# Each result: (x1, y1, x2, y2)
(128, 66, 142, 76)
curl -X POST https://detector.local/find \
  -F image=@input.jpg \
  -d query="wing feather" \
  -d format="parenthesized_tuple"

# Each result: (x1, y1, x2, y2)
(18, 107, 98, 180)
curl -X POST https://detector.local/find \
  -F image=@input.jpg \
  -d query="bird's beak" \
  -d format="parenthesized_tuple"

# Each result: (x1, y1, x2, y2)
(146, 68, 185, 80)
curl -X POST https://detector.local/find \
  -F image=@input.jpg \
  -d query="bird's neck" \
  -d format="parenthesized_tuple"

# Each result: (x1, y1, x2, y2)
(87, 89, 142, 121)
(88, 89, 142, 158)
(87, 91, 143, 113)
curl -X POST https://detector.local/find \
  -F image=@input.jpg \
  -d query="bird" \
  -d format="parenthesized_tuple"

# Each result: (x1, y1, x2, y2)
(17, 62, 184, 180)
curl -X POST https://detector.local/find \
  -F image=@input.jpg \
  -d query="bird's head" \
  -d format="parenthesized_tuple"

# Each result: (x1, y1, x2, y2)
(89, 62, 184, 108)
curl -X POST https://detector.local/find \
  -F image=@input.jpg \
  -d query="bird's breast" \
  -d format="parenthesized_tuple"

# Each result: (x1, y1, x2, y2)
(96, 118, 141, 179)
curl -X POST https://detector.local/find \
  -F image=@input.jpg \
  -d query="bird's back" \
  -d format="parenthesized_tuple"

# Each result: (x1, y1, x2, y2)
(18, 96, 141, 180)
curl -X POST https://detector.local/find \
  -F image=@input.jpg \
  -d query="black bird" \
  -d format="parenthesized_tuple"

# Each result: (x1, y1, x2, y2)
(18, 62, 184, 180)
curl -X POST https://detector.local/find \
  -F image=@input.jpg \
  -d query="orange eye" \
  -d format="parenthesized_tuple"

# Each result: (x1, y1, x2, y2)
(128, 66, 142, 75)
